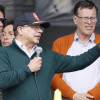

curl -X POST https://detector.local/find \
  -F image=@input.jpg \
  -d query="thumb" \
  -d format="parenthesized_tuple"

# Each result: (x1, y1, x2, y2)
(86, 94, 94, 98)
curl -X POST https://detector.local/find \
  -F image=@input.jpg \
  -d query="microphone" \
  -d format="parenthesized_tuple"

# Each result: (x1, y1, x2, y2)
(36, 46, 43, 57)
(35, 46, 42, 100)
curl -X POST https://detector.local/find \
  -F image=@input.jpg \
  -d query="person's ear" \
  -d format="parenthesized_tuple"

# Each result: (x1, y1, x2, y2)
(73, 15, 78, 25)
(17, 26, 23, 36)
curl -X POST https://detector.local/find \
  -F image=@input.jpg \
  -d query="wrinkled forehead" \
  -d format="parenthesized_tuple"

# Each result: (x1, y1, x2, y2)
(78, 7, 97, 16)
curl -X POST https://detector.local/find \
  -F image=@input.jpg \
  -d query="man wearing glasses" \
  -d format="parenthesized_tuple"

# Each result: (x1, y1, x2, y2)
(51, 0, 100, 100)
(0, 5, 7, 100)
(0, 5, 7, 45)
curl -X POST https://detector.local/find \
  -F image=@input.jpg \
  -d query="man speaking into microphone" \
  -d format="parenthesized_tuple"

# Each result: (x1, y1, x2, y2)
(0, 12, 100, 100)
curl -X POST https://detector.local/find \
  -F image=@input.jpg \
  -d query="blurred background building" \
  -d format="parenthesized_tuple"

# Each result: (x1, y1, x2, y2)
(0, 0, 100, 49)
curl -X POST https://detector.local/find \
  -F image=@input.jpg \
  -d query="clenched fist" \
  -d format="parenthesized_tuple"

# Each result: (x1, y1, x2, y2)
(28, 57, 42, 72)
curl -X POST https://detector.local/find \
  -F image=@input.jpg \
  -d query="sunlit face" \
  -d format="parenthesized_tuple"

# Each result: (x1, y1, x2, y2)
(0, 11, 4, 36)
(19, 25, 43, 45)
(73, 7, 97, 36)
(1, 24, 15, 47)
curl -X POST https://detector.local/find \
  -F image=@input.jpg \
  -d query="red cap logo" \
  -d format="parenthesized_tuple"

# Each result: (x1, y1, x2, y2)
(33, 13, 40, 21)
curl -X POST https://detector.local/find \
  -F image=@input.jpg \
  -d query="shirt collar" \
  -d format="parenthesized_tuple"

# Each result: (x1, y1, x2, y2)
(15, 39, 37, 52)
(74, 32, 95, 43)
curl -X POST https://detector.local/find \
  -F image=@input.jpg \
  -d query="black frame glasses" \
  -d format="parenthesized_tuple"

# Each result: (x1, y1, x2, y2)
(0, 18, 7, 24)
(76, 15, 97, 23)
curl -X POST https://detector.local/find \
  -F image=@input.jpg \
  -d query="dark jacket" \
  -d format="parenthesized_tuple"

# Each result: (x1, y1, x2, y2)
(0, 40, 100, 100)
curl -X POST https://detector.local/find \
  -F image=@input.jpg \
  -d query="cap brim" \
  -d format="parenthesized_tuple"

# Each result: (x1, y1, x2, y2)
(30, 21, 50, 28)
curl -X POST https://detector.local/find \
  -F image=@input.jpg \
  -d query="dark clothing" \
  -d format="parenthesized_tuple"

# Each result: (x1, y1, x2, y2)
(0, 40, 2, 47)
(0, 41, 100, 100)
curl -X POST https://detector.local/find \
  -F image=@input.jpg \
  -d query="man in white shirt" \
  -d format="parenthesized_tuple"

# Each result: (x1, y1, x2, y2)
(51, 0, 100, 100)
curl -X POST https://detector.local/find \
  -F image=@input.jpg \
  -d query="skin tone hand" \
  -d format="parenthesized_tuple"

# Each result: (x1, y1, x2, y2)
(72, 93, 94, 100)
(28, 57, 42, 72)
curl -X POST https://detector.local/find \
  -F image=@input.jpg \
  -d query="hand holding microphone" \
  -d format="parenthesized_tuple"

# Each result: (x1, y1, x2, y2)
(28, 46, 42, 72)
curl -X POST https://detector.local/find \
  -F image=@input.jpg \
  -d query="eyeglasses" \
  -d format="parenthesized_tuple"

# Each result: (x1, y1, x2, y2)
(0, 18, 7, 24)
(23, 25, 44, 32)
(76, 15, 97, 23)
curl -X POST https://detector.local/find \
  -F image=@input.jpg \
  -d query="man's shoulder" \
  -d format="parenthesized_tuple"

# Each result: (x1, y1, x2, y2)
(42, 48, 59, 58)
(0, 43, 17, 55)
(94, 33, 100, 43)
(0, 45, 13, 54)
(95, 32, 100, 37)
(54, 33, 75, 43)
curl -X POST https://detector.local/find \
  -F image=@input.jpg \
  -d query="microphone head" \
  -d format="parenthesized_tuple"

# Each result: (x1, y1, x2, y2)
(36, 46, 43, 57)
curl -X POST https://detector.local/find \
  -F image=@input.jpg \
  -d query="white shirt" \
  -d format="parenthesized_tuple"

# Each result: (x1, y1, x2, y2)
(62, 33, 100, 93)
(15, 39, 37, 58)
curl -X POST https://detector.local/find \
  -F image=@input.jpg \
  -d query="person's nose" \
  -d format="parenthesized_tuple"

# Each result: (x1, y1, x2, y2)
(0, 21, 3, 26)
(0, 21, 3, 32)
(87, 18, 92, 24)
(38, 28, 44, 33)
(0, 26, 3, 33)
(3, 34, 9, 39)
